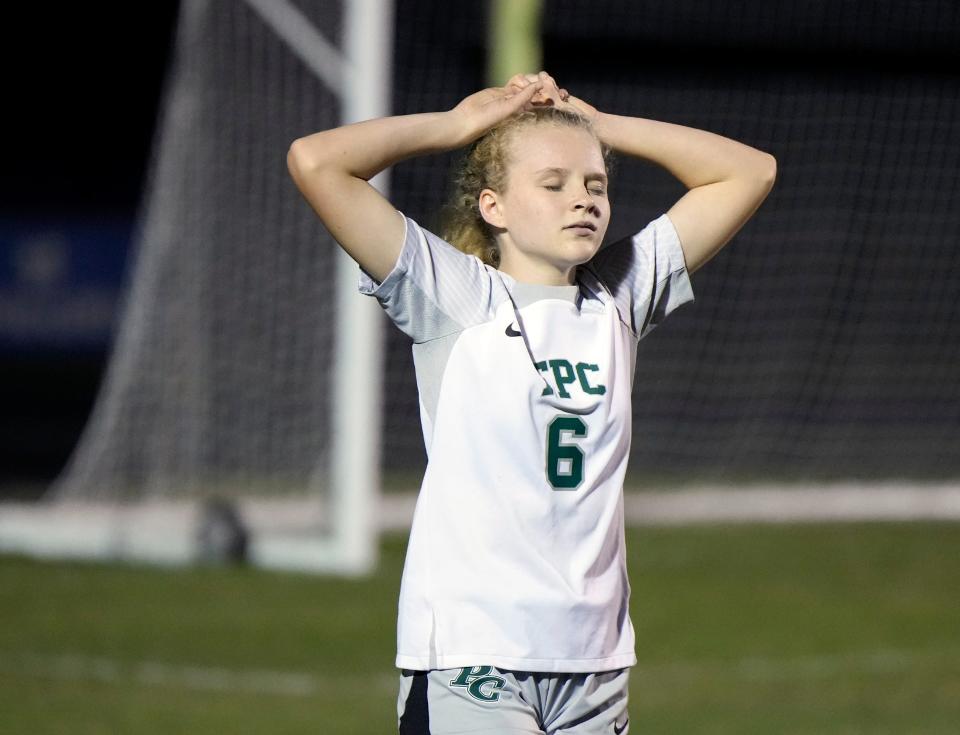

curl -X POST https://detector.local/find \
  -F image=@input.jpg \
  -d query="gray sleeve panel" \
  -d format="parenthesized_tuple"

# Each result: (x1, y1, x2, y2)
(411, 331, 463, 428)
(358, 215, 503, 343)
(586, 213, 695, 339)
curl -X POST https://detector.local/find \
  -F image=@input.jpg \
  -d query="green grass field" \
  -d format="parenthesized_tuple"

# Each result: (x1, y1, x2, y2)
(2, 522, 959, 733)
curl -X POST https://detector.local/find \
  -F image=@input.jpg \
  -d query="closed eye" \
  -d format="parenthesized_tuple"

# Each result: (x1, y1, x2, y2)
(544, 185, 563, 191)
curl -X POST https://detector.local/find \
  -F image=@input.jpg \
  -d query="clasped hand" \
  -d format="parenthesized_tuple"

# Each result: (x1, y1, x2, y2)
(450, 71, 598, 145)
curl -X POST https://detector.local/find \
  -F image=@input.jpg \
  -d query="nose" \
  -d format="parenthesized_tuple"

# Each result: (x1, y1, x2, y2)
(573, 191, 600, 216)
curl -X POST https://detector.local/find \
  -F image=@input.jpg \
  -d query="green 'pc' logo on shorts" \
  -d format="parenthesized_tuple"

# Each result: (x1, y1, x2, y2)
(449, 666, 506, 702)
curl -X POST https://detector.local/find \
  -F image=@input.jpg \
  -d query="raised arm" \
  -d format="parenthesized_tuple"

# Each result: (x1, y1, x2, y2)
(287, 82, 545, 283)
(590, 111, 777, 273)
(508, 73, 776, 274)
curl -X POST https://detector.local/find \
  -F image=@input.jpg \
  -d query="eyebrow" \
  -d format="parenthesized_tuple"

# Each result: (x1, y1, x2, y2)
(534, 167, 608, 183)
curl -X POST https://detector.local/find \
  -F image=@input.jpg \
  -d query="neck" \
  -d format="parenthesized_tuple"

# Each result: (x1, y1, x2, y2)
(497, 251, 576, 286)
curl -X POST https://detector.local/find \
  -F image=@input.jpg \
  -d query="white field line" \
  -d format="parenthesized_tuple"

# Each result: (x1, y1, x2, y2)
(4, 485, 959, 539)
(633, 646, 960, 684)
(1, 652, 394, 698)
(4, 647, 956, 697)
(379, 484, 960, 531)
(2, 485, 958, 566)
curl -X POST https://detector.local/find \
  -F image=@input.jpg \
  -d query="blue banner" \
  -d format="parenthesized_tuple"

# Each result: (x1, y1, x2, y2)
(0, 217, 132, 352)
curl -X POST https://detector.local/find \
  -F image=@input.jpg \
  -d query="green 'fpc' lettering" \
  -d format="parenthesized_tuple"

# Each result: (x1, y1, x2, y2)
(575, 362, 606, 395)
(548, 359, 577, 398)
(536, 358, 606, 398)
(535, 361, 554, 396)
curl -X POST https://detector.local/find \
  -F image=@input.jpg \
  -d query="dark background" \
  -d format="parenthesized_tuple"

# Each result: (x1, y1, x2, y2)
(3, 1, 959, 493)
(1, 4, 180, 488)
(385, 1, 960, 481)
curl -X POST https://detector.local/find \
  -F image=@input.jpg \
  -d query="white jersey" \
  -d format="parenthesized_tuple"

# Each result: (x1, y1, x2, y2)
(360, 213, 693, 673)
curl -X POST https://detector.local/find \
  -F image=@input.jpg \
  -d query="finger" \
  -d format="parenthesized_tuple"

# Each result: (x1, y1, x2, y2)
(538, 71, 560, 90)
(506, 82, 543, 104)
(506, 73, 530, 89)
(534, 72, 563, 101)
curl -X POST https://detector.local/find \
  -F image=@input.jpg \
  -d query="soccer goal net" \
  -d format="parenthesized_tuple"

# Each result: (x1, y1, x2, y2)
(375, 1, 960, 490)
(3, 1, 958, 572)
(0, 0, 391, 574)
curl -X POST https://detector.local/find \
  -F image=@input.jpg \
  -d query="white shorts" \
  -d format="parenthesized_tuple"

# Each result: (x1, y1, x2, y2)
(397, 666, 630, 734)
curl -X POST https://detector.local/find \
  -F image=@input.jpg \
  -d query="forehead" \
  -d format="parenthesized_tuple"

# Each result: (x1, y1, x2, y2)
(506, 124, 605, 174)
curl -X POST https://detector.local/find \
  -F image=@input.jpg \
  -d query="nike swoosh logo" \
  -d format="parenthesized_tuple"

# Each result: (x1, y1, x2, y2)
(505, 324, 522, 337)
(614, 718, 629, 734)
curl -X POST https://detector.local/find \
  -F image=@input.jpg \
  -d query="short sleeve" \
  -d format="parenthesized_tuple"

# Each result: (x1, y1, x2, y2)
(585, 213, 694, 339)
(358, 215, 502, 342)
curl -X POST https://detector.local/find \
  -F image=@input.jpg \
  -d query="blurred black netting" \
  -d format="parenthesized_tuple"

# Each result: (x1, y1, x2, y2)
(382, 0, 960, 484)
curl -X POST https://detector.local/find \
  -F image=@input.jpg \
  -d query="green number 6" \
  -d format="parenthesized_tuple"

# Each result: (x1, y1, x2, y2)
(546, 415, 587, 490)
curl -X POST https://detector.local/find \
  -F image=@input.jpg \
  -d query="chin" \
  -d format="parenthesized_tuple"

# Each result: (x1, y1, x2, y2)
(564, 241, 601, 264)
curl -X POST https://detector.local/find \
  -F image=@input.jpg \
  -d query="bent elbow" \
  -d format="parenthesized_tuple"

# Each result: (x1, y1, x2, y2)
(758, 152, 777, 190)
(287, 138, 312, 177)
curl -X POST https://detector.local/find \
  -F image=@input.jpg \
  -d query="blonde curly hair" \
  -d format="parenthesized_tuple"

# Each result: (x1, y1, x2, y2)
(440, 107, 610, 268)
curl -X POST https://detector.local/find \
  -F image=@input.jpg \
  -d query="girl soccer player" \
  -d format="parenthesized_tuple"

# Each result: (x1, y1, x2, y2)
(288, 71, 775, 734)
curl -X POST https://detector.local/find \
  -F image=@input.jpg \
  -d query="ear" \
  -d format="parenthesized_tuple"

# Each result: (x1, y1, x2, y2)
(478, 188, 505, 229)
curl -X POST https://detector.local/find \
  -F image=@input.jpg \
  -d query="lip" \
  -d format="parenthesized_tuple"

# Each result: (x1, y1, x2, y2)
(564, 221, 596, 232)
